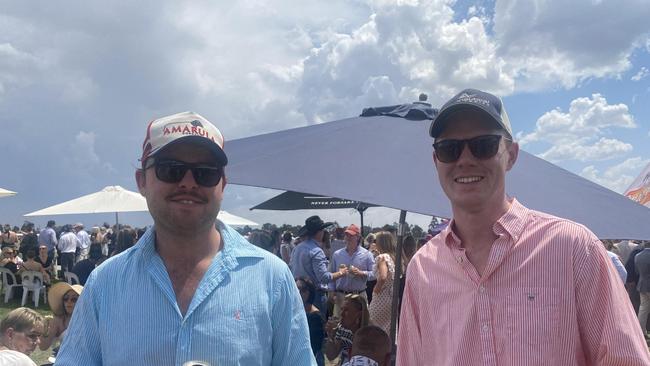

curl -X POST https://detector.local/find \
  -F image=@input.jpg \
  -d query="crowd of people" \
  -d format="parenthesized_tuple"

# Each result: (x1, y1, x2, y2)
(3, 89, 649, 365)
(0, 221, 145, 288)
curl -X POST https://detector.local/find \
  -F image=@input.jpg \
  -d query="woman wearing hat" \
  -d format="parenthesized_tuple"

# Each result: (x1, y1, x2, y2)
(39, 282, 83, 353)
(0, 307, 44, 366)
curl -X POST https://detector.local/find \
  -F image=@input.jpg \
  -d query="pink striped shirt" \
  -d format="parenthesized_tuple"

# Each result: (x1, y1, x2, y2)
(397, 199, 650, 365)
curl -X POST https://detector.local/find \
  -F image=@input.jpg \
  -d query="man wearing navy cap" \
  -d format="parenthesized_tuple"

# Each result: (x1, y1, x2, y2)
(397, 89, 649, 365)
(57, 112, 316, 366)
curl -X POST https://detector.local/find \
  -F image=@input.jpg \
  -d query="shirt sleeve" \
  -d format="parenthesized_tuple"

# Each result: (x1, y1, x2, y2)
(312, 249, 332, 285)
(574, 238, 650, 365)
(271, 266, 318, 366)
(55, 272, 103, 365)
(396, 261, 423, 366)
(610, 253, 627, 283)
(365, 252, 377, 281)
(328, 253, 337, 291)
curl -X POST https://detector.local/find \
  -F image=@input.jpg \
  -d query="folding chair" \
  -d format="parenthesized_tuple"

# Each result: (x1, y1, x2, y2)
(20, 271, 47, 307)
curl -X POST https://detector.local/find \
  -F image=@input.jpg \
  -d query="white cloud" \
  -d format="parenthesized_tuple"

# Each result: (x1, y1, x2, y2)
(494, 0, 650, 90)
(63, 131, 115, 178)
(1, 0, 650, 226)
(631, 67, 649, 81)
(581, 157, 650, 193)
(519, 94, 636, 162)
(297, 1, 516, 122)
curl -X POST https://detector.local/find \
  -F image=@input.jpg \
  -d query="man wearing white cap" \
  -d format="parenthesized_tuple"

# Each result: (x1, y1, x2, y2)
(57, 112, 315, 366)
(397, 89, 649, 365)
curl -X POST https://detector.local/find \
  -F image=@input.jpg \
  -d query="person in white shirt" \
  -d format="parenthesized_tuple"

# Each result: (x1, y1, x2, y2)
(74, 224, 91, 262)
(58, 225, 81, 273)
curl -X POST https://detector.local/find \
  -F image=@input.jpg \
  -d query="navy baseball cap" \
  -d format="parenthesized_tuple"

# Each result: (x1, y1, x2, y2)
(429, 88, 513, 139)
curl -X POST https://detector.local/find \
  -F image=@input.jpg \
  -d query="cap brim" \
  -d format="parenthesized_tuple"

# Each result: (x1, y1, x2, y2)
(149, 136, 228, 166)
(429, 104, 502, 138)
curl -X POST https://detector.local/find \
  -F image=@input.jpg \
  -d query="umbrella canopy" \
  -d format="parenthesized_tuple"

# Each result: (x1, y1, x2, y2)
(24, 186, 147, 216)
(251, 191, 377, 211)
(251, 190, 377, 232)
(227, 103, 650, 240)
(0, 188, 16, 198)
(218, 211, 258, 227)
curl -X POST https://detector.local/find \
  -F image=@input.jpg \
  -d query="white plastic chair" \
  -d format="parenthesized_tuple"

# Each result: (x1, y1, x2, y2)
(64, 271, 80, 285)
(0, 267, 21, 303)
(20, 271, 46, 307)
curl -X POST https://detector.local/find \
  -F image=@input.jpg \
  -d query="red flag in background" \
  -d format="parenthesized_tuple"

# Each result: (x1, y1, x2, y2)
(624, 162, 650, 207)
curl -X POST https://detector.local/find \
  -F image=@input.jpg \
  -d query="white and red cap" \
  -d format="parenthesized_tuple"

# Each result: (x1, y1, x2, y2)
(140, 111, 227, 166)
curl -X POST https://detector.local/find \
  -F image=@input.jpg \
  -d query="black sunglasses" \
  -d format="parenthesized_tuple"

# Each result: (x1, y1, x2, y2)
(151, 160, 223, 187)
(433, 135, 508, 163)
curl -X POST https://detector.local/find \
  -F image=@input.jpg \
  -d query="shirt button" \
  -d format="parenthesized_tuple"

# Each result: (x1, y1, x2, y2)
(457, 257, 463, 263)
(482, 324, 489, 332)
(479, 286, 486, 293)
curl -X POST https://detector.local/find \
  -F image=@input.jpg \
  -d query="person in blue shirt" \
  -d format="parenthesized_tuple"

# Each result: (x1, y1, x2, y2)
(290, 216, 349, 313)
(56, 111, 315, 366)
(328, 224, 375, 317)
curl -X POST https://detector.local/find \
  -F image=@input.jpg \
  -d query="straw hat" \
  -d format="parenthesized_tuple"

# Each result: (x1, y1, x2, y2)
(48, 282, 83, 316)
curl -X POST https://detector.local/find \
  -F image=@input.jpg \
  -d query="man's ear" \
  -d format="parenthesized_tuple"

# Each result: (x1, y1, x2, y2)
(135, 169, 146, 196)
(221, 173, 227, 192)
(506, 141, 519, 171)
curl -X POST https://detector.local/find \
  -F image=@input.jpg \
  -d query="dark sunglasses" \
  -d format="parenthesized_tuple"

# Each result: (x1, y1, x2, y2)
(63, 295, 79, 303)
(151, 160, 223, 187)
(433, 135, 508, 163)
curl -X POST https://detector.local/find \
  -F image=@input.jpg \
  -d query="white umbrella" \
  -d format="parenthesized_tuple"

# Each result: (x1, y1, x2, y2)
(24, 185, 258, 227)
(24, 186, 148, 226)
(218, 211, 258, 227)
(0, 188, 16, 198)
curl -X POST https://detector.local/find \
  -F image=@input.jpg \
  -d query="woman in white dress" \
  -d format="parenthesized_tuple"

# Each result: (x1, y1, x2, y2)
(368, 231, 396, 335)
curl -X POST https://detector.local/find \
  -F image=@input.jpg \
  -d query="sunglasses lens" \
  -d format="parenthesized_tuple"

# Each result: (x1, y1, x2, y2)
(434, 135, 503, 163)
(434, 140, 463, 163)
(468, 135, 501, 159)
(155, 161, 222, 187)
(155, 163, 188, 183)
(192, 167, 222, 186)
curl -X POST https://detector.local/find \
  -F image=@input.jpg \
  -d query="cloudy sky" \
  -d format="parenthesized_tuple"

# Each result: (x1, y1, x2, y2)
(1, 0, 649, 230)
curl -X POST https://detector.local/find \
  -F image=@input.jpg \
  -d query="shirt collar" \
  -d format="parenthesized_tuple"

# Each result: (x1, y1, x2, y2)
(136, 219, 265, 260)
(443, 198, 529, 248)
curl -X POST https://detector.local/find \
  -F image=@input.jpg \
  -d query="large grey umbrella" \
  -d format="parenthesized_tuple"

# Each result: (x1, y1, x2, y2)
(228, 104, 650, 240)
(226, 102, 650, 354)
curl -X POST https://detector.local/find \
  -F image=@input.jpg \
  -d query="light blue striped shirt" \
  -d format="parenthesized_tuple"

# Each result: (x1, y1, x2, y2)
(56, 220, 316, 366)
(290, 239, 332, 291)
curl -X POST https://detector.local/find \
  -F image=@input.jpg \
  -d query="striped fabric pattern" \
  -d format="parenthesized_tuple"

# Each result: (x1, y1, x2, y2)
(55, 220, 316, 366)
(397, 199, 650, 366)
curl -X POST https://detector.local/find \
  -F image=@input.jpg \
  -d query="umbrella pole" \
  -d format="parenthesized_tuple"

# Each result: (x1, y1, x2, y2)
(115, 212, 120, 256)
(389, 210, 406, 365)
(360, 210, 364, 238)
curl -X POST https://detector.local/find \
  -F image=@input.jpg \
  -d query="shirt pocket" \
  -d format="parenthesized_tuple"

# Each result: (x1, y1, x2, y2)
(505, 287, 559, 359)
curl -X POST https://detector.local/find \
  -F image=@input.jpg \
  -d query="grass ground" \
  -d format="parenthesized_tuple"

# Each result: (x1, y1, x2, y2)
(0, 298, 55, 365)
